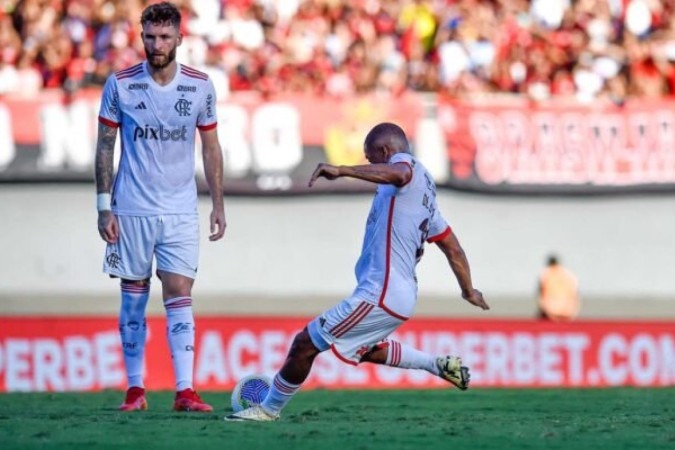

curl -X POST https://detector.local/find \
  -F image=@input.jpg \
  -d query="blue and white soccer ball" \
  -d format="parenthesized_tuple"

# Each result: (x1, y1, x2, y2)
(231, 374, 272, 413)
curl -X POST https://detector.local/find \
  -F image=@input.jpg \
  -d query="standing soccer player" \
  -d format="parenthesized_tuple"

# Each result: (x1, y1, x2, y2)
(95, 1, 225, 412)
(227, 122, 489, 422)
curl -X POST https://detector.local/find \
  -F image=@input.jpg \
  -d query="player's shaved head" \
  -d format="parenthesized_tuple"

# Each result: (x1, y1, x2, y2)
(364, 122, 410, 154)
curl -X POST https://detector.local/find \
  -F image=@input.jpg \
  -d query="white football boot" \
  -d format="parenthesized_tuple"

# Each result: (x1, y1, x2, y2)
(225, 405, 280, 422)
(436, 355, 470, 390)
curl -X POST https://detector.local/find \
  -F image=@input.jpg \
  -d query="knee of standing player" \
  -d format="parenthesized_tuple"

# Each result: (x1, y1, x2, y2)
(121, 278, 150, 288)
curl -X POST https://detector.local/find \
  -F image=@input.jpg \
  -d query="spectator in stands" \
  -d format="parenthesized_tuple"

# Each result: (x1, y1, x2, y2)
(0, 53, 19, 95)
(3, 0, 675, 99)
(0, 12, 21, 94)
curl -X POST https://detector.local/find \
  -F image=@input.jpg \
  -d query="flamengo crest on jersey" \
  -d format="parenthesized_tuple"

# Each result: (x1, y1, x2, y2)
(352, 152, 451, 320)
(97, 62, 218, 216)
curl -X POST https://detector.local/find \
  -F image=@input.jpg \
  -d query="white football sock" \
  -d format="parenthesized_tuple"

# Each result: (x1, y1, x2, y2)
(164, 296, 195, 391)
(385, 340, 441, 376)
(119, 282, 150, 388)
(261, 374, 301, 415)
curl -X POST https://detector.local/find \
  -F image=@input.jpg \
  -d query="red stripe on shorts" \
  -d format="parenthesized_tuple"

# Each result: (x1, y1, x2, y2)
(330, 302, 374, 338)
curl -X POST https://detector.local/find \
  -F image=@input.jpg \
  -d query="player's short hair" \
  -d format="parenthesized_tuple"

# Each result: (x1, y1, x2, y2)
(365, 122, 410, 153)
(141, 1, 181, 28)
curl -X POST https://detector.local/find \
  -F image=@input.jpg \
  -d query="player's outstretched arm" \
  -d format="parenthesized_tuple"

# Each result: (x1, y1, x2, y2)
(308, 162, 411, 187)
(95, 122, 119, 244)
(200, 128, 226, 241)
(435, 230, 489, 310)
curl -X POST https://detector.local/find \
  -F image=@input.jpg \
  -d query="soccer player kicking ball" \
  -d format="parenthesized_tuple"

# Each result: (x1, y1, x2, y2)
(95, 2, 226, 412)
(226, 122, 489, 422)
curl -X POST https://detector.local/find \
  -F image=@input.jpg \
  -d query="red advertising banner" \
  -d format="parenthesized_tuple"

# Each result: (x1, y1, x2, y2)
(438, 96, 675, 193)
(5, 91, 675, 194)
(0, 90, 423, 194)
(1, 316, 673, 392)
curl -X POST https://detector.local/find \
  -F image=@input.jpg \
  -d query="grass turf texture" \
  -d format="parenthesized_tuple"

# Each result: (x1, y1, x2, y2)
(0, 388, 673, 449)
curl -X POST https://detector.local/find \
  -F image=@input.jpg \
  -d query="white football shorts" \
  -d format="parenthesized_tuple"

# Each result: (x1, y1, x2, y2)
(102, 214, 200, 280)
(308, 296, 407, 365)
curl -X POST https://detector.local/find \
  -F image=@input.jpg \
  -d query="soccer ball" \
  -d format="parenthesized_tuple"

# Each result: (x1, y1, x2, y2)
(231, 374, 272, 413)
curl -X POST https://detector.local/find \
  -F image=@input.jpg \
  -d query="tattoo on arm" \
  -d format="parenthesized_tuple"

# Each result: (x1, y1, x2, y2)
(95, 123, 117, 194)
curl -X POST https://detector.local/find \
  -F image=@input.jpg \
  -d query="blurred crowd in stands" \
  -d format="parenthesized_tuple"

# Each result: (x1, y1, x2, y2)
(1, 0, 675, 103)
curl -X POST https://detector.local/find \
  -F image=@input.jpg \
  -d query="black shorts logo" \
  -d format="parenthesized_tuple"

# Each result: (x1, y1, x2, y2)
(106, 252, 121, 269)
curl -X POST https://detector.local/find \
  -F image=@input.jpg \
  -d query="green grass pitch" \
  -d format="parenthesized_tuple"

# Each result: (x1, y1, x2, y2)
(1, 388, 673, 449)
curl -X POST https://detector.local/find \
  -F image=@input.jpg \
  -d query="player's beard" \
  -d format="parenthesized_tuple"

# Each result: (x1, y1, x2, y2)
(146, 46, 177, 70)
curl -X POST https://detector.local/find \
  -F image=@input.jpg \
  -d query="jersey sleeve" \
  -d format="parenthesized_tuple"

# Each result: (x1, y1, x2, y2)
(427, 210, 451, 243)
(197, 78, 218, 131)
(98, 75, 121, 128)
(389, 152, 413, 167)
(389, 152, 413, 188)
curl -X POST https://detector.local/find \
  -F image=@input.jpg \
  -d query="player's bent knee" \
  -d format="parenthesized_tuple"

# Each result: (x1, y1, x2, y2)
(289, 328, 321, 359)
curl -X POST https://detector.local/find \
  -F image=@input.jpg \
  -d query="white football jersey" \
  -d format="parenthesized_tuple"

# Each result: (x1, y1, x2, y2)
(98, 61, 218, 215)
(352, 152, 451, 319)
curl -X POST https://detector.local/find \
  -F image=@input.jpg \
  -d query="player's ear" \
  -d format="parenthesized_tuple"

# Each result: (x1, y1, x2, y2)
(177, 32, 183, 46)
(381, 145, 391, 161)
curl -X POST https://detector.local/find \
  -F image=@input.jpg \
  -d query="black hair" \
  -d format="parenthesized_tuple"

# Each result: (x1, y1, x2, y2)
(365, 122, 409, 153)
(141, 1, 181, 28)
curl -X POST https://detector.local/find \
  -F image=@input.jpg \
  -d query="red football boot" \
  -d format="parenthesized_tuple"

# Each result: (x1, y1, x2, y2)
(173, 388, 213, 412)
(119, 387, 148, 411)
